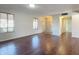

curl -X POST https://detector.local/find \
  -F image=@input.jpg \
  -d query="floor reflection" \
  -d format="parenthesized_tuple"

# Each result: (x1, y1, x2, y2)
(32, 35, 40, 49)
(57, 32, 72, 55)
(0, 43, 17, 55)
(0, 33, 73, 55)
(41, 34, 56, 54)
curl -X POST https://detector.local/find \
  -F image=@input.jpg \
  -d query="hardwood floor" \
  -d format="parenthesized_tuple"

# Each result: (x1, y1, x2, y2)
(0, 33, 79, 55)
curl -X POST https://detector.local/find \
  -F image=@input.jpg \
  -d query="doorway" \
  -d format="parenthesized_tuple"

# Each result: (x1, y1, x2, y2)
(40, 16, 53, 34)
(60, 16, 72, 35)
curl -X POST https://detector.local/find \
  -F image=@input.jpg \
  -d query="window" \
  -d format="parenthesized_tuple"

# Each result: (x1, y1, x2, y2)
(0, 13, 7, 33)
(0, 13, 14, 33)
(33, 18, 38, 30)
(8, 14, 14, 32)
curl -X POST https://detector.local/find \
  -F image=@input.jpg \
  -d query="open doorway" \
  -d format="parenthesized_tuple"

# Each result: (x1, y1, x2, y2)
(40, 16, 53, 34)
(60, 16, 72, 36)
(60, 16, 72, 35)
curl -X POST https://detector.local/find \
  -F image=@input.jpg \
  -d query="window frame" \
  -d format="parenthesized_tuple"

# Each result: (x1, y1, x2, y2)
(33, 18, 38, 30)
(0, 12, 15, 33)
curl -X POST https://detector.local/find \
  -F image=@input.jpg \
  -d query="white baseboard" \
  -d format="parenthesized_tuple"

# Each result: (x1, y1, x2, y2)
(0, 33, 41, 42)
(72, 35, 79, 38)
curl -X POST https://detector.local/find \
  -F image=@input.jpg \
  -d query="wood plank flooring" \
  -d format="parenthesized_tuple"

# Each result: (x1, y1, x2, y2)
(0, 33, 79, 55)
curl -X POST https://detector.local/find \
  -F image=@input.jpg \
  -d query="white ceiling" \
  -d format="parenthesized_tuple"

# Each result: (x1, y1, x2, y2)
(0, 4, 79, 16)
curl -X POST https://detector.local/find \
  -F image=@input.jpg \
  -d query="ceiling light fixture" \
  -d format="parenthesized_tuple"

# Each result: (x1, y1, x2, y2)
(29, 4, 35, 8)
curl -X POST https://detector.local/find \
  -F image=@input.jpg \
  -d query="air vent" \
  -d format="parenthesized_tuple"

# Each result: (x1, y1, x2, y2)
(61, 13, 68, 15)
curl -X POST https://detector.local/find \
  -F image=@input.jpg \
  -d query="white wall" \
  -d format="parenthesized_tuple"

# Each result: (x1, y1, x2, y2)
(72, 14, 79, 38)
(0, 9, 42, 41)
(52, 14, 60, 36)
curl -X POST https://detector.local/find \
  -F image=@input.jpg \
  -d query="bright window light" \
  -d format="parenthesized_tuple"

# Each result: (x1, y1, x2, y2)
(0, 13, 14, 33)
(33, 18, 38, 30)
